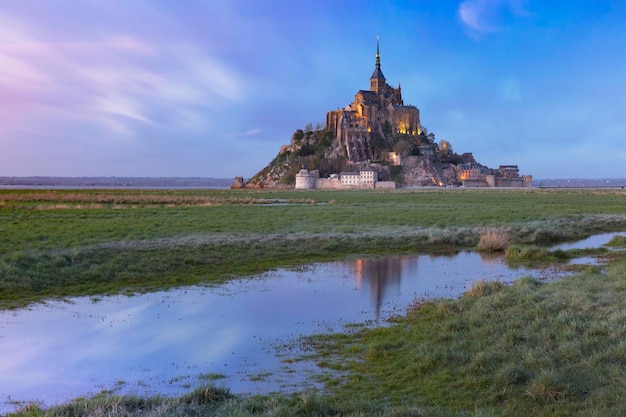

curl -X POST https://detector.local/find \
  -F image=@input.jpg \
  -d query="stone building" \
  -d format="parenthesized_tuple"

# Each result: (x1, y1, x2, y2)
(326, 39, 421, 162)
(455, 164, 532, 188)
(459, 163, 485, 182)
(495, 165, 533, 187)
(340, 169, 378, 188)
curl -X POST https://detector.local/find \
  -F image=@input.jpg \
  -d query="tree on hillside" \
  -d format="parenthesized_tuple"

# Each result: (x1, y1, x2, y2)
(393, 139, 414, 156)
(383, 121, 393, 137)
(318, 158, 346, 177)
(369, 133, 387, 160)
(292, 129, 304, 144)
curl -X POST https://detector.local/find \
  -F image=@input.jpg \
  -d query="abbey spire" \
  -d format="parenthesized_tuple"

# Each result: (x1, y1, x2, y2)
(370, 37, 386, 94)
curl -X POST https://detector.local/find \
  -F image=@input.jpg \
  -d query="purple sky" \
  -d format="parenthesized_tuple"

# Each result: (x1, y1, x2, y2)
(1, 1, 625, 179)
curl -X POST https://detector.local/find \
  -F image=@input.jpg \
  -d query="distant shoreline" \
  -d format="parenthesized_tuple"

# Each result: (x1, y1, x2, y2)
(1, 176, 625, 189)
(531, 178, 626, 188)
(0, 176, 233, 188)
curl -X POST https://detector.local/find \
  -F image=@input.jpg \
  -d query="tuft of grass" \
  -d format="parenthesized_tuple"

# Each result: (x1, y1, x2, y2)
(524, 370, 589, 402)
(607, 234, 626, 247)
(496, 365, 533, 387)
(476, 229, 509, 252)
(179, 385, 233, 406)
(505, 245, 571, 264)
(465, 279, 505, 298)
(505, 245, 551, 262)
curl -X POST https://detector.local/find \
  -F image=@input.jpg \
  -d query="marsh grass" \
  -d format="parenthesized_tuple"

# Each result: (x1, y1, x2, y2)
(505, 245, 572, 263)
(7, 387, 397, 417)
(4, 189, 626, 415)
(464, 279, 505, 298)
(1, 189, 626, 308)
(607, 234, 626, 247)
(307, 254, 626, 416)
(7, 386, 232, 417)
(476, 229, 509, 252)
(0, 190, 318, 209)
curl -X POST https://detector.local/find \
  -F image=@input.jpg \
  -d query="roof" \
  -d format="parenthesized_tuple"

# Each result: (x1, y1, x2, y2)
(356, 90, 379, 103)
(389, 104, 417, 110)
(370, 67, 386, 81)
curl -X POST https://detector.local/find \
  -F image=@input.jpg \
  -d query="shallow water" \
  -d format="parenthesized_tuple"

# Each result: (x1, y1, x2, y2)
(552, 232, 621, 250)
(0, 232, 622, 412)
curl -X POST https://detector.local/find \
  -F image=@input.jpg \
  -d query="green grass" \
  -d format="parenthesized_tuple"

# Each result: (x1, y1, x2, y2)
(10, 253, 626, 416)
(5, 387, 404, 417)
(505, 244, 571, 263)
(4, 188, 626, 416)
(306, 251, 626, 416)
(1, 188, 626, 308)
(607, 234, 626, 247)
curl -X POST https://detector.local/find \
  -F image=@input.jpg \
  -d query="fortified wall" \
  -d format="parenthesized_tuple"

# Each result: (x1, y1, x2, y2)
(295, 168, 395, 190)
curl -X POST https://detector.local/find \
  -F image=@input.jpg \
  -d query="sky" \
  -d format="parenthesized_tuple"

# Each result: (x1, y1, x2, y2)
(1, 0, 625, 179)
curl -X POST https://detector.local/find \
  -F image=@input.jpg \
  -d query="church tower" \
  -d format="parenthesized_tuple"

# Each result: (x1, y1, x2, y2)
(370, 37, 386, 94)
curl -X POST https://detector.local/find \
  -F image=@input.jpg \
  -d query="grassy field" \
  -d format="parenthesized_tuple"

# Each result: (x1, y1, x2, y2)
(303, 237, 626, 417)
(1, 188, 626, 308)
(3, 187, 626, 416)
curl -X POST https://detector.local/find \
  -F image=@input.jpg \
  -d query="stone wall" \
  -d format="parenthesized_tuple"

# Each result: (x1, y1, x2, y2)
(495, 178, 525, 187)
(375, 181, 396, 189)
(315, 178, 341, 189)
(462, 179, 489, 187)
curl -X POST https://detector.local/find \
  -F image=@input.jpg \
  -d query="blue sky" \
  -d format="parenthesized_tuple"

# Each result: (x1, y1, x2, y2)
(1, 0, 624, 179)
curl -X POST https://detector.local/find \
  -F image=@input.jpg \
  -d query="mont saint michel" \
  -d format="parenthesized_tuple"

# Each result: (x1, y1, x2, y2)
(240, 40, 531, 189)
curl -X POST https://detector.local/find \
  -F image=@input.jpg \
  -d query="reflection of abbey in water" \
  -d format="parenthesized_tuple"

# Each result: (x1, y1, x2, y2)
(353, 257, 408, 321)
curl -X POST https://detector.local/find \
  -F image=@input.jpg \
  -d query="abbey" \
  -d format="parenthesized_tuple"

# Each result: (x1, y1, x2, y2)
(243, 39, 532, 189)
(326, 39, 421, 162)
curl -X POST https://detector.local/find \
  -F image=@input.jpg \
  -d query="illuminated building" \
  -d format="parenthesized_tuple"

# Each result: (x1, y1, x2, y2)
(326, 38, 421, 162)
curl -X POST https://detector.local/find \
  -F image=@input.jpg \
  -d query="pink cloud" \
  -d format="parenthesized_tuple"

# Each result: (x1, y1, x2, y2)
(0, 10, 244, 145)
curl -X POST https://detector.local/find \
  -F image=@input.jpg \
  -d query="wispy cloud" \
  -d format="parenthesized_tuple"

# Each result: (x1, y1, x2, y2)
(458, 0, 528, 36)
(95, 95, 155, 125)
(0, 11, 245, 143)
(223, 128, 262, 139)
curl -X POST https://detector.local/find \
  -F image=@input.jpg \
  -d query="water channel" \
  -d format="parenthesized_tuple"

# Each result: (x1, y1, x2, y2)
(0, 232, 622, 413)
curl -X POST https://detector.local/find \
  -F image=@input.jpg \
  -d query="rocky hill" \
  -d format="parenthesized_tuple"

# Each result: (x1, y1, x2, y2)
(238, 40, 532, 189)
(243, 125, 477, 188)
